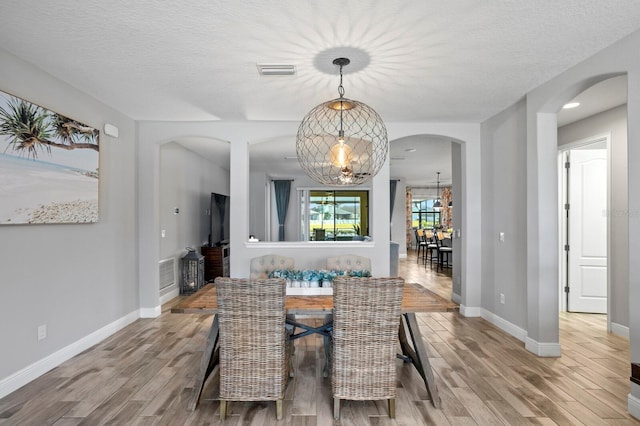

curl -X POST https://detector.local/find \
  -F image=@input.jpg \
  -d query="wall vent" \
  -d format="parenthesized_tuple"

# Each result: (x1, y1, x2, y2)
(159, 258, 175, 290)
(257, 64, 296, 76)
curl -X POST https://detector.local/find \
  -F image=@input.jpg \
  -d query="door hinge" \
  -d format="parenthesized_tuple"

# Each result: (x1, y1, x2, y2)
(564, 203, 570, 210)
(564, 286, 570, 293)
(564, 244, 570, 251)
(565, 161, 570, 169)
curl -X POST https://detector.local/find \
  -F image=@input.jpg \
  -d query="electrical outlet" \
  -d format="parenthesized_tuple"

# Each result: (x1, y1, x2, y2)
(499, 232, 505, 242)
(37, 324, 47, 341)
(500, 293, 505, 304)
(161, 229, 166, 238)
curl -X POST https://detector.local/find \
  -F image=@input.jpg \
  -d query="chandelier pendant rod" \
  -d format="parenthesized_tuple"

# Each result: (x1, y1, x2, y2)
(334, 58, 349, 141)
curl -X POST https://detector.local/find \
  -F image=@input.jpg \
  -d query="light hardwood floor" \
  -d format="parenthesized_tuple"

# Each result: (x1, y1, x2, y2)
(0, 251, 636, 425)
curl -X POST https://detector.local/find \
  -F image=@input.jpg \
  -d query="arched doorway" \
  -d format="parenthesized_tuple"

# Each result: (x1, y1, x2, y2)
(556, 76, 628, 333)
(526, 72, 627, 356)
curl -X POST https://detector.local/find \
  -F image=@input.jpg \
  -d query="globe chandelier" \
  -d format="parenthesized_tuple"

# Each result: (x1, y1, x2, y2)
(296, 57, 388, 186)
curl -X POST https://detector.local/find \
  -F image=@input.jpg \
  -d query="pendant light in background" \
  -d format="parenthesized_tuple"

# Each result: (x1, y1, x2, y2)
(433, 172, 442, 212)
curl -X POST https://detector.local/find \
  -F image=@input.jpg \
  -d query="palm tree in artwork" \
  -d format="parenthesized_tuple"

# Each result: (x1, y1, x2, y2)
(0, 97, 98, 159)
(50, 113, 99, 147)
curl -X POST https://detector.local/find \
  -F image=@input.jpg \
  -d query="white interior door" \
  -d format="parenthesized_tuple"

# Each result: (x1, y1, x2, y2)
(567, 148, 607, 313)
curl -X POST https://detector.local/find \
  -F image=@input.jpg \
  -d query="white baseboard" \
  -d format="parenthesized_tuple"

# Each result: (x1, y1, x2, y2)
(160, 288, 179, 305)
(477, 308, 561, 357)
(139, 306, 161, 318)
(460, 305, 481, 317)
(525, 337, 561, 357)
(628, 389, 640, 420)
(481, 309, 527, 342)
(611, 322, 630, 339)
(451, 292, 461, 304)
(399, 253, 407, 259)
(0, 309, 139, 399)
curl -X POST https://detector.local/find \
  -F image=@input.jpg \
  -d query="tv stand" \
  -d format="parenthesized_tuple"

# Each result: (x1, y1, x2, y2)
(201, 244, 229, 282)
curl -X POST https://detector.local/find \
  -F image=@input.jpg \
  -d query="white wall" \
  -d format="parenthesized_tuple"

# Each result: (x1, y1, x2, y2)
(249, 171, 268, 241)
(558, 105, 628, 330)
(480, 99, 528, 330)
(0, 49, 137, 395)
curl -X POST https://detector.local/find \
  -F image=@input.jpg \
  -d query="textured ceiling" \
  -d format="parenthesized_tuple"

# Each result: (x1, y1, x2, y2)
(1, 0, 639, 123)
(1, 1, 638, 186)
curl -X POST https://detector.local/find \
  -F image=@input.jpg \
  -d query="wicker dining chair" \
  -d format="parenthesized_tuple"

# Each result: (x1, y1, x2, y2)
(320, 255, 372, 378)
(331, 276, 405, 420)
(215, 277, 292, 420)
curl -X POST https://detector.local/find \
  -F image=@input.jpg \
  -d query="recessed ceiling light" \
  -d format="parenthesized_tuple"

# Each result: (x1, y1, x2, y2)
(391, 156, 406, 161)
(284, 156, 298, 160)
(563, 102, 580, 109)
(257, 64, 296, 76)
(405, 148, 417, 153)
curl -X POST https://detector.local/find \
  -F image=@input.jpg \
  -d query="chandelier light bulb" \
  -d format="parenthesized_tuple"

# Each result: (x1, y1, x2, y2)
(330, 138, 352, 168)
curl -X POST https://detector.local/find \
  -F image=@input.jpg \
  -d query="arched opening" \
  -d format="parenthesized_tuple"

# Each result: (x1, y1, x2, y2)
(527, 72, 628, 356)
(159, 136, 230, 300)
(556, 75, 628, 335)
(390, 134, 463, 303)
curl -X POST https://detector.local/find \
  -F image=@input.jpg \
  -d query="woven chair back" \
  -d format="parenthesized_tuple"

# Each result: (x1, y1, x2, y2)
(215, 277, 289, 401)
(331, 277, 404, 400)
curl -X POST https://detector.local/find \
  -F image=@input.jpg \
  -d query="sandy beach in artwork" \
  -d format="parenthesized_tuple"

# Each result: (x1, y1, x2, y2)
(0, 154, 98, 224)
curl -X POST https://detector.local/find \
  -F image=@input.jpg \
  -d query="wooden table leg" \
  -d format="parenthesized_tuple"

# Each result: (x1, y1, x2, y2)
(402, 313, 441, 408)
(188, 314, 219, 411)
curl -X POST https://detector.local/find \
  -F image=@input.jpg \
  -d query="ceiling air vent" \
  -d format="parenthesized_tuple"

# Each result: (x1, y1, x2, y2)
(257, 64, 296, 76)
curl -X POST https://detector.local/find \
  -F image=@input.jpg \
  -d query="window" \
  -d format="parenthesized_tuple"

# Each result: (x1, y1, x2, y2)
(299, 190, 369, 241)
(411, 198, 440, 229)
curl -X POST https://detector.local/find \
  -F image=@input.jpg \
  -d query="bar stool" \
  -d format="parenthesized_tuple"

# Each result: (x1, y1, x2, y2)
(435, 231, 452, 271)
(424, 230, 439, 268)
(415, 229, 427, 263)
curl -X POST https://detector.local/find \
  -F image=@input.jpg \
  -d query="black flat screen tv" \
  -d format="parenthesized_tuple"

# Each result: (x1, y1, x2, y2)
(209, 192, 230, 247)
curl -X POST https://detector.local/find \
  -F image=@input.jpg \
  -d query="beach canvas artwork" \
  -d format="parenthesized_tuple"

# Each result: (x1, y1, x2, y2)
(0, 90, 99, 224)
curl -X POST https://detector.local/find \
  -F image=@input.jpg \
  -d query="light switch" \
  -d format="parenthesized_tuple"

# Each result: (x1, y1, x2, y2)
(499, 232, 505, 242)
(161, 229, 166, 238)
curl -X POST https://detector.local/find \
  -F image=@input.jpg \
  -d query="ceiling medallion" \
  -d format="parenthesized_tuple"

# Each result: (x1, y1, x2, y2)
(296, 57, 388, 186)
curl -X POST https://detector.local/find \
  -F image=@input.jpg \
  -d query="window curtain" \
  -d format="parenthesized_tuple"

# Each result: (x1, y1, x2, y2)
(390, 180, 398, 220)
(274, 180, 291, 241)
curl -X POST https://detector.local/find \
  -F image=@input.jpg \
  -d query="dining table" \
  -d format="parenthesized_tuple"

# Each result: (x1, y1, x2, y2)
(171, 282, 459, 411)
